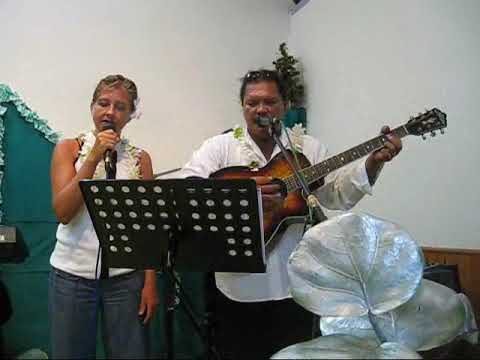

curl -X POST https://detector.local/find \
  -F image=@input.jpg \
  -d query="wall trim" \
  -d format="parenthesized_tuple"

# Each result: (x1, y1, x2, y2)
(422, 247, 480, 255)
(422, 246, 480, 319)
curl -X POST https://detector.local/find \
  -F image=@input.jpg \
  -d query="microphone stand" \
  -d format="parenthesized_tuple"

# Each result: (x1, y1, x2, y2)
(100, 150, 117, 279)
(268, 121, 327, 229)
(268, 119, 326, 340)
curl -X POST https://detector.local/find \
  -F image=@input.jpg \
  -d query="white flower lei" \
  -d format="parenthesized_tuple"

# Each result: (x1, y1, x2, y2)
(289, 123, 306, 153)
(77, 131, 142, 179)
(233, 123, 305, 169)
(129, 97, 142, 121)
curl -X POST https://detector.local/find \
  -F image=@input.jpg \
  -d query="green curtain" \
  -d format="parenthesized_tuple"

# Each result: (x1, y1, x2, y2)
(0, 94, 207, 358)
(0, 102, 57, 356)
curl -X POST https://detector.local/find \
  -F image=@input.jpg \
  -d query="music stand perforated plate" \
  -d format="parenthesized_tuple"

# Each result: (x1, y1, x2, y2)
(80, 178, 266, 273)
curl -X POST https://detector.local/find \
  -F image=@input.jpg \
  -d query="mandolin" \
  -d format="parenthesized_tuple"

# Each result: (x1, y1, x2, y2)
(210, 108, 447, 248)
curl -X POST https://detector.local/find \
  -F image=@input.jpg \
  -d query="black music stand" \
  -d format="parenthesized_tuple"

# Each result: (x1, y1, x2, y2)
(80, 178, 266, 359)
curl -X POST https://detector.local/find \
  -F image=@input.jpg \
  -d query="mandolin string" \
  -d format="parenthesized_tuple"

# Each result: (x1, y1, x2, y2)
(280, 110, 441, 193)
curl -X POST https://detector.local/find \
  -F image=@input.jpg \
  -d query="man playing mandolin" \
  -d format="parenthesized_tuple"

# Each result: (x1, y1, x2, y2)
(179, 69, 402, 359)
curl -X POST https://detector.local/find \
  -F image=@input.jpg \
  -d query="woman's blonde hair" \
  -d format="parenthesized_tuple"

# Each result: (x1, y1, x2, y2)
(91, 74, 138, 112)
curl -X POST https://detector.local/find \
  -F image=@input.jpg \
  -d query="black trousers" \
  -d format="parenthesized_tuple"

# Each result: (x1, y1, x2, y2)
(212, 287, 315, 359)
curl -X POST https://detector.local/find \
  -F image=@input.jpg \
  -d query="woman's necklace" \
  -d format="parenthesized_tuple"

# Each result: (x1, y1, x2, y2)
(77, 131, 142, 179)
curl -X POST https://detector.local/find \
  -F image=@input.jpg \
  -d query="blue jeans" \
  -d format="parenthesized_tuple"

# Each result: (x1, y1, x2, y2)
(49, 268, 149, 359)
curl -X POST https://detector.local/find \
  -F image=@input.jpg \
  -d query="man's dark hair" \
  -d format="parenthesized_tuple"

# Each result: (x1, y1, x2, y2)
(239, 69, 288, 104)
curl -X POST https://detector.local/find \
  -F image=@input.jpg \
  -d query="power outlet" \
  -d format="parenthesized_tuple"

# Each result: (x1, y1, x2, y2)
(0, 226, 16, 243)
(0, 226, 17, 262)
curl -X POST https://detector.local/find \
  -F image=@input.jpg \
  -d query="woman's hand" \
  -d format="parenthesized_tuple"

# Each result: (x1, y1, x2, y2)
(88, 129, 120, 163)
(138, 270, 159, 325)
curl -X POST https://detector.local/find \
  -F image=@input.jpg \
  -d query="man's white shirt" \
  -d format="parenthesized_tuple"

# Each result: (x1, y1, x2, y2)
(178, 128, 375, 302)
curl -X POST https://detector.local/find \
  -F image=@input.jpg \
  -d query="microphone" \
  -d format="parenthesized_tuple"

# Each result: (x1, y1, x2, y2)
(255, 115, 282, 136)
(255, 115, 279, 127)
(101, 122, 117, 179)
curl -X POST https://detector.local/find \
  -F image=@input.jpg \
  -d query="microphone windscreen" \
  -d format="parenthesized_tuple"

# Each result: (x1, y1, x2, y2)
(101, 121, 115, 131)
(255, 116, 272, 127)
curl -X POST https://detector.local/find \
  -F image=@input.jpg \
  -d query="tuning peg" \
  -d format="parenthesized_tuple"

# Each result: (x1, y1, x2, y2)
(431, 131, 436, 137)
(440, 129, 445, 135)
(422, 134, 427, 140)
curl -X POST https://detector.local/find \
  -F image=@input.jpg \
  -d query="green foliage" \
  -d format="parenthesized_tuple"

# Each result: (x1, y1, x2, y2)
(273, 42, 305, 107)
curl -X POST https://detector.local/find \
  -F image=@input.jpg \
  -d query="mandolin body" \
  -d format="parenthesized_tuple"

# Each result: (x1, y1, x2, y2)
(210, 150, 320, 239)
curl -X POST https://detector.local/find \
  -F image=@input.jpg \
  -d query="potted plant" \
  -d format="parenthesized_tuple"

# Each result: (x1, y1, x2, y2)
(273, 42, 306, 129)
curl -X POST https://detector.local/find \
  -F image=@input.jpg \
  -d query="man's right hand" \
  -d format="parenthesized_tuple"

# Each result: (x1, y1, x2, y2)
(252, 176, 285, 213)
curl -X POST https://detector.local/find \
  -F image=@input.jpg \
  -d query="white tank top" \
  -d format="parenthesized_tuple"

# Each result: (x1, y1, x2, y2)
(50, 131, 143, 279)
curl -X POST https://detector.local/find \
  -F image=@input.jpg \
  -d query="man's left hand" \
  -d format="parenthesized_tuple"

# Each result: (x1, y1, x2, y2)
(366, 126, 403, 183)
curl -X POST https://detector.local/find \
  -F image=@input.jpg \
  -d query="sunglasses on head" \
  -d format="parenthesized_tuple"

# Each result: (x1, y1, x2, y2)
(245, 70, 279, 81)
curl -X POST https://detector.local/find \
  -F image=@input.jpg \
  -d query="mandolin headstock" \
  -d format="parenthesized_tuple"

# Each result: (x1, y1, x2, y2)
(405, 108, 447, 139)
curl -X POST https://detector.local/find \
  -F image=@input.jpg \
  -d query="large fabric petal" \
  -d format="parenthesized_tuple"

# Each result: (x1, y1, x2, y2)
(321, 279, 478, 351)
(271, 335, 421, 359)
(288, 212, 423, 316)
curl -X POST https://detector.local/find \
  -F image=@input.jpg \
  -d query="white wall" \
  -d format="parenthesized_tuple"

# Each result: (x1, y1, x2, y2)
(0, 0, 290, 173)
(289, 0, 480, 248)
(2, 0, 478, 249)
